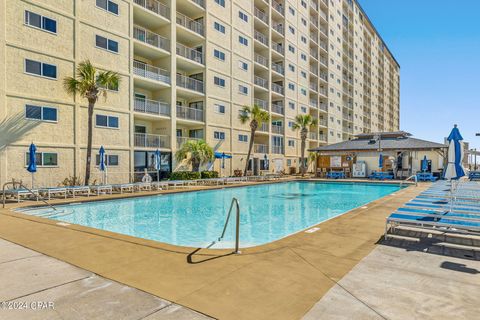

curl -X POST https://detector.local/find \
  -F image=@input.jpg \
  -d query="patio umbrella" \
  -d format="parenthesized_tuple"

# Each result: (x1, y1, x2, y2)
(154, 149, 161, 182)
(421, 155, 428, 172)
(99, 146, 106, 185)
(444, 125, 466, 181)
(378, 153, 384, 172)
(27, 143, 37, 188)
(214, 152, 232, 175)
(264, 154, 269, 170)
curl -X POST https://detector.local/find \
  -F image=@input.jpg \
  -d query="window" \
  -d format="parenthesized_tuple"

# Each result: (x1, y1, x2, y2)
(301, 106, 307, 113)
(289, 26, 295, 34)
(96, 35, 118, 53)
(288, 45, 295, 53)
(300, 71, 307, 78)
(301, 53, 307, 61)
(289, 7, 295, 15)
(288, 64, 295, 72)
(214, 104, 225, 114)
(238, 85, 248, 95)
(238, 134, 248, 142)
(289, 102, 295, 110)
(301, 36, 307, 44)
(288, 140, 295, 147)
(288, 121, 294, 128)
(239, 11, 248, 22)
(214, 131, 225, 140)
(25, 11, 57, 33)
(301, 88, 307, 95)
(239, 36, 248, 46)
(214, 22, 225, 33)
(288, 83, 295, 90)
(214, 76, 225, 87)
(25, 105, 58, 122)
(25, 59, 57, 79)
(215, 0, 225, 7)
(214, 49, 225, 61)
(26, 152, 58, 167)
(96, 114, 119, 128)
(96, 0, 119, 15)
(96, 154, 119, 166)
(239, 61, 248, 70)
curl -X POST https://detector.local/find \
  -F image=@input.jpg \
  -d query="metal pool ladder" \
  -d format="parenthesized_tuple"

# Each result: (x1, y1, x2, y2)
(217, 197, 241, 254)
(2, 179, 58, 211)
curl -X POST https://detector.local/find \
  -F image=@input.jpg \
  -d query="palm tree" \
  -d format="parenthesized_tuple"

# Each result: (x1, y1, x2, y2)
(175, 139, 214, 172)
(239, 104, 270, 176)
(308, 152, 319, 175)
(63, 60, 120, 185)
(293, 114, 317, 177)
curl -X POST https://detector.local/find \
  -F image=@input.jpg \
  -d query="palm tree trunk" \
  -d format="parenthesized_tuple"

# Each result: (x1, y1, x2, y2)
(301, 137, 306, 177)
(85, 100, 95, 185)
(192, 159, 200, 172)
(244, 128, 256, 176)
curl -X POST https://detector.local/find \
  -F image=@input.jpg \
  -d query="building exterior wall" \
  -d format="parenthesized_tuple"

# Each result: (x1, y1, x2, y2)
(0, 0, 400, 187)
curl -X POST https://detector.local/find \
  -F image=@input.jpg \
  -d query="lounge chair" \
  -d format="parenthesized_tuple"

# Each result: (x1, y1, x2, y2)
(90, 185, 113, 195)
(67, 186, 90, 198)
(38, 187, 67, 200)
(167, 180, 186, 189)
(111, 183, 135, 194)
(133, 182, 152, 191)
(416, 172, 438, 182)
(4, 189, 39, 203)
(152, 181, 169, 190)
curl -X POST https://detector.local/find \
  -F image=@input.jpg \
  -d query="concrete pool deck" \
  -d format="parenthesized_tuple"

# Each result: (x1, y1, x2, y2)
(0, 181, 439, 319)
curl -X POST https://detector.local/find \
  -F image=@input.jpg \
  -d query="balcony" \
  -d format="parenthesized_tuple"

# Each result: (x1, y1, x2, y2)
(134, 97, 170, 117)
(272, 125, 284, 135)
(254, 53, 268, 68)
(272, 22, 284, 35)
(309, 82, 318, 92)
(254, 75, 268, 90)
(133, 26, 170, 58)
(176, 74, 204, 94)
(133, 60, 170, 88)
(254, 144, 268, 153)
(254, 98, 268, 110)
(271, 102, 284, 115)
(190, 0, 205, 8)
(254, 7, 268, 24)
(319, 103, 328, 112)
(309, 100, 317, 108)
(254, 30, 268, 46)
(309, 132, 318, 140)
(258, 123, 269, 133)
(271, 83, 284, 95)
(272, 145, 284, 154)
(134, 133, 170, 149)
(272, 0, 284, 16)
(176, 12, 204, 37)
(177, 136, 203, 149)
(318, 134, 327, 142)
(176, 42, 204, 65)
(318, 118, 327, 127)
(176, 105, 204, 122)
(272, 43, 284, 55)
(133, 0, 170, 26)
(319, 87, 328, 97)
(272, 62, 284, 75)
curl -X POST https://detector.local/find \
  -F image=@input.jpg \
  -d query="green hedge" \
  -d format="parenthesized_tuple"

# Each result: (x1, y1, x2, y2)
(201, 171, 219, 179)
(169, 171, 201, 180)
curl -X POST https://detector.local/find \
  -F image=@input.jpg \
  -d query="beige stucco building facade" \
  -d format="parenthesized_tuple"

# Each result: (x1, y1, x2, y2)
(0, 0, 400, 187)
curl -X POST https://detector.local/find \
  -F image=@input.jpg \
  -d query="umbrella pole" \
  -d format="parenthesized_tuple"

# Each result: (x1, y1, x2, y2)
(157, 170, 160, 183)
(31, 173, 34, 189)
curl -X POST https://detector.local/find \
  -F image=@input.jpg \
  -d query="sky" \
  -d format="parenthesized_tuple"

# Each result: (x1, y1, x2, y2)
(358, 0, 480, 149)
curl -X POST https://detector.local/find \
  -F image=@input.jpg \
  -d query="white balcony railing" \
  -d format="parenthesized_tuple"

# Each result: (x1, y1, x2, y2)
(272, 0, 284, 15)
(176, 12, 204, 36)
(176, 105, 204, 122)
(134, 133, 170, 149)
(134, 98, 170, 116)
(254, 144, 268, 153)
(272, 125, 284, 134)
(254, 30, 269, 46)
(271, 103, 284, 115)
(176, 42, 204, 64)
(272, 43, 284, 55)
(133, 0, 170, 20)
(133, 60, 170, 84)
(254, 7, 268, 24)
(176, 74, 204, 93)
(133, 26, 170, 51)
(272, 145, 284, 154)
(258, 123, 269, 132)
(272, 62, 284, 75)
(271, 83, 284, 95)
(254, 98, 268, 110)
(254, 75, 268, 89)
(254, 53, 268, 67)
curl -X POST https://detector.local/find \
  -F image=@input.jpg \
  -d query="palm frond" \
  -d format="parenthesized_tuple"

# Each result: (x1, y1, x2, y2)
(63, 77, 80, 97)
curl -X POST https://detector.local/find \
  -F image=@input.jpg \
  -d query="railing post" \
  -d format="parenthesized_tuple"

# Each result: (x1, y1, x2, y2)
(234, 198, 241, 254)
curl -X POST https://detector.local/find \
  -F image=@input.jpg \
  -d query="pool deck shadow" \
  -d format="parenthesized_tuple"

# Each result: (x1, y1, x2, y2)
(0, 181, 429, 320)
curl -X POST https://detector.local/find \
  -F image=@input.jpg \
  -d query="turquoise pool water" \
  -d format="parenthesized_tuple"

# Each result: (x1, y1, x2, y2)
(19, 182, 402, 248)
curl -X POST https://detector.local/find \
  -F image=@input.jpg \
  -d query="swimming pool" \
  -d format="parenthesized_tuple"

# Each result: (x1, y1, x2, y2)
(18, 181, 402, 248)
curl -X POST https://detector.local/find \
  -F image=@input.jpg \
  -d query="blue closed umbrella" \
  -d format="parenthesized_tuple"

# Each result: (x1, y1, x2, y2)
(154, 149, 161, 182)
(264, 154, 269, 170)
(378, 153, 384, 171)
(27, 143, 37, 188)
(421, 155, 428, 172)
(214, 152, 232, 175)
(444, 125, 466, 180)
(99, 146, 106, 184)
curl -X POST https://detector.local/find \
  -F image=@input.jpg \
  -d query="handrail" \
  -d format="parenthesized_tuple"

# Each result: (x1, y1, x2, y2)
(2, 179, 58, 210)
(217, 197, 241, 254)
(402, 175, 418, 187)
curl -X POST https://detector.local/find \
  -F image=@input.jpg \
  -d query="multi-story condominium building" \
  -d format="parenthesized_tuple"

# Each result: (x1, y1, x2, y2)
(0, 0, 399, 187)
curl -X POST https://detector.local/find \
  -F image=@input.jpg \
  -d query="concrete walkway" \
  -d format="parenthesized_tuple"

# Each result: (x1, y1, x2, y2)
(303, 243, 480, 320)
(0, 239, 212, 320)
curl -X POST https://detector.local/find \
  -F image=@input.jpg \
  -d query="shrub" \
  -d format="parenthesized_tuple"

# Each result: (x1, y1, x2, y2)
(169, 171, 201, 181)
(60, 176, 83, 187)
(233, 169, 243, 177)
(201, 171, 219, 179)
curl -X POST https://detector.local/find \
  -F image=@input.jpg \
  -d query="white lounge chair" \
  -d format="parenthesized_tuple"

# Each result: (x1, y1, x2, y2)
(38, 187, 67, 200)
(90, 185, 113, 195)
(4, 189, 39, 203)
(67, 186, 90, 198)
(133, 182, 152, 192)
(112, 183, 135, 194)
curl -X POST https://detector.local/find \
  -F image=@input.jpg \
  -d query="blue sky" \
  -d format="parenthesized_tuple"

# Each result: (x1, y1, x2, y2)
(359, 0, 480, 149)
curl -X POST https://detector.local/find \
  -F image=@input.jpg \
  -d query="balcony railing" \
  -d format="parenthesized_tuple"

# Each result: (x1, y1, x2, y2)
(309, 65, 318, 76)
(254, 98, 268, 110)
(254, 53, 268, 67)
(133, 60, 170, 84)
(258, 123, 269, 132)
(134, 133, 170, 149)
(176, 136, 203, 148)
(176, 74, 204, 93)
(319, 103, 328, 112)
(134, 98, 170, 116)
(271, 103, 284, 115)
(133, 26, 170, 51)
(318, 134, 326, 142)
(319, 87, 328, 96)
(310, 100, 317, 108)
(254, 30, 268, 46)
(254, 144, 268, 154)
(190, 0, 205, 8)
(254, 7, 268, 24)
(176, 105, 204, 122)
(272, 22, 284, 35)
(176, 42, 204, 64)
(272, 43, 284, 55)
(272, 125, 284, 135)
(271, 83, 284, 95)
(254, 75, 268, 89)
(176, 12, 204, 36)
(272, 0, 284, 15)
(309, 82, 318, 92)
(272, 62, 284, 75)
(309, 132, 318, 140)
(318, 118, 327, 127)
(272, 145, 284, 154)
(134, 0, 170, 20)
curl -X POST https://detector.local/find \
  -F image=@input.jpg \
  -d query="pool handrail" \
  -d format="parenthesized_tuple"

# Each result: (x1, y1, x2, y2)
(217, 197, 241, 254)
(2, 179, 58, 211)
